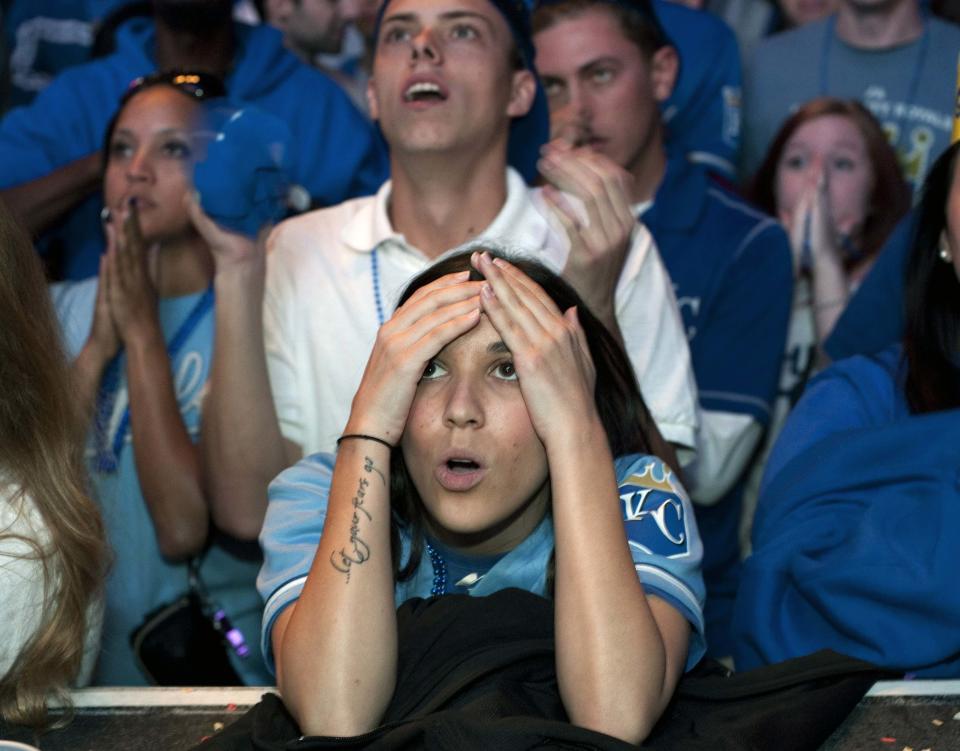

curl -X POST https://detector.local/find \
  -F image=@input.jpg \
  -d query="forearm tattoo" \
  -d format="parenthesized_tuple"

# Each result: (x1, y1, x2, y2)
(330, 456, 384, 581)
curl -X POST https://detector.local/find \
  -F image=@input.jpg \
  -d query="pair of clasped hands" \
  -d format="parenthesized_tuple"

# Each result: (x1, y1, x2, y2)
(348, 251, 599, 454)
(88, 200, 163, 361)
(781, 167, 862, 278)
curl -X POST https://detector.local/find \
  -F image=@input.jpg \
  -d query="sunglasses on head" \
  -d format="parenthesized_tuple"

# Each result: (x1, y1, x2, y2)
(122, 70, 227, 106)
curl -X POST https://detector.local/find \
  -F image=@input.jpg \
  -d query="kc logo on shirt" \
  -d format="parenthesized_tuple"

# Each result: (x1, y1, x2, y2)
(619, 461, 690, 558)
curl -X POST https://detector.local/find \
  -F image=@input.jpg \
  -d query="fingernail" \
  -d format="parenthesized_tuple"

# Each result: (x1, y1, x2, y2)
(492, 257, 507, 269)
(100, 207, 112, 224)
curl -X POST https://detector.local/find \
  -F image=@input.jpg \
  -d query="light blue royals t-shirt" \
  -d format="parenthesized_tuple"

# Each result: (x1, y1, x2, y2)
(52, 278, 270, 686)
(257, 451, 707, 675)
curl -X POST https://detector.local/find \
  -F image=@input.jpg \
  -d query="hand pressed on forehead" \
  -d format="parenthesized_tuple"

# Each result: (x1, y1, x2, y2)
(345, 271, 484, 446)
(471, 252, 597, 449)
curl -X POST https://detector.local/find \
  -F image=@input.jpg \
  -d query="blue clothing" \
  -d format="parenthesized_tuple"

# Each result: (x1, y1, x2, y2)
(641, 156, 792, 657)
(741, 15, 960, 188)
(52, 279, 270, 686)
(655, 1, 742, 179)
(824, 213, 916, 362)
(0, 19, 388, 280)
(258, 452, 707, 675)
(1, 0, 129, 112)
(734, 346, 960, 677)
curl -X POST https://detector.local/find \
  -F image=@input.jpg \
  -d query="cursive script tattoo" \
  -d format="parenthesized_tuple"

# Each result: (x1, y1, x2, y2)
(330, 458, 380, 581)
(365, 455, 385, 486)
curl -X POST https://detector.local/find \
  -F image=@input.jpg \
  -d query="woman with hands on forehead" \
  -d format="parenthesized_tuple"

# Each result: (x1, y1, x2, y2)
(262, 246, 706, 745)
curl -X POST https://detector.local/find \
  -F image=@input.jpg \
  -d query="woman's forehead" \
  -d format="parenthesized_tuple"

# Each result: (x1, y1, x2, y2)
(435, 315, 509, 360)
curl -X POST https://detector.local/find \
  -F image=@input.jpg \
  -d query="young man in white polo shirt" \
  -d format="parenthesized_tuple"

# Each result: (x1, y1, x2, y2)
(197, 0, 698, 541)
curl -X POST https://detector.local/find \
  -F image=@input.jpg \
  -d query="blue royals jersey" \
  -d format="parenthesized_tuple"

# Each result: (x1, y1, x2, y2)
(257, 452, 706, 675)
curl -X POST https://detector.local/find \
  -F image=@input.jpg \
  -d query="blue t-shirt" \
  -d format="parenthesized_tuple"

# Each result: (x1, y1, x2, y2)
(741, 15, 960, 188)
(52, 279, 271, 686)
(655, 1, 742, 179)
(641, 156, 792, 656)
(0, 18, 388, 279)
(258, 452, 707, 675)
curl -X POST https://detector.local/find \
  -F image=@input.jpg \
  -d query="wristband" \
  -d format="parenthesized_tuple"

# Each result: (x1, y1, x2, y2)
(336, 433, 394, 450)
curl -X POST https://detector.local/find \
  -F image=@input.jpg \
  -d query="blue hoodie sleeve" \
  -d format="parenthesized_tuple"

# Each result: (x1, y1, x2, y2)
(733, 407, 960, 678)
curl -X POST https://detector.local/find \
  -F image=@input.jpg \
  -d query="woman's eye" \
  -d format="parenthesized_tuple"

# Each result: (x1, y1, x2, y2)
(494, 361, 518, 381)
(782, 154, 806, 170)
(421, 360, 447, 380)
(108, 140, 133, 160)
(832, 157, 855, 172)
(163, 140, 191, 159)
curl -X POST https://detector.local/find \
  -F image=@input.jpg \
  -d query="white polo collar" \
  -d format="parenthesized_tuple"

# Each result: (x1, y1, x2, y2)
(339, 168, 550, 259)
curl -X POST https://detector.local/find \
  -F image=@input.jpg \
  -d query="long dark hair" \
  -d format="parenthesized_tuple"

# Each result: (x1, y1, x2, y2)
(386, 248, 675, 580)
(749, 98, 911, 269)
(903, 142, 960, 414)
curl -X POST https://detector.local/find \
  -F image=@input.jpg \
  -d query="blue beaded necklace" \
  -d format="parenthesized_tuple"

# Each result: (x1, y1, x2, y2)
(425, 540, 448, 596)
(370, 247, 386, 327)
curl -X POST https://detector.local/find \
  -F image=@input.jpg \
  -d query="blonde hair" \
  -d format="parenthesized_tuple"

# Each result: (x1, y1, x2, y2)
(0, 202, 108, 727)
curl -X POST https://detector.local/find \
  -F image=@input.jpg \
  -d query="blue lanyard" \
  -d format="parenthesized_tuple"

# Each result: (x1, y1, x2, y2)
(93, 286, 215, 473)
(819, 14, 929, 113)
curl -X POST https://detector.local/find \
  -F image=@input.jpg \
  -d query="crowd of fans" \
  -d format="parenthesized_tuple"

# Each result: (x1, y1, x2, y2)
(0, 0, 958, 742)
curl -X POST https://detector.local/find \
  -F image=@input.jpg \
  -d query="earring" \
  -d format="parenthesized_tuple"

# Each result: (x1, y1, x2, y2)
(939, 242, 952, 263)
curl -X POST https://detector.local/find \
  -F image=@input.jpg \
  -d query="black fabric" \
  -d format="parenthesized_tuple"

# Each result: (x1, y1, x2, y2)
(644, 651, 892, 750)
(130, 591, 242, 686)
(194, 589, 888, 751)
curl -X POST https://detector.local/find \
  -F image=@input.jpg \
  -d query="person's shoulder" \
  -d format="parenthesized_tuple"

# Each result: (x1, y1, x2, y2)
(927, 15, 960, 49)
(615, 454, 688, 500)
(50, 277, 98, 358)
(269, 195, 379, 262)
(806, 344, 904, 422)
(655, 1, 737, 47)
(0, 483, 48, 551)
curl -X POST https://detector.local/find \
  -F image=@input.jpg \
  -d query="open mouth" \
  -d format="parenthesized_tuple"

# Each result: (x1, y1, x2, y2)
(446, 458, 481, 473)
(435, 454, 485, 491)
(404, 81, 447, 103)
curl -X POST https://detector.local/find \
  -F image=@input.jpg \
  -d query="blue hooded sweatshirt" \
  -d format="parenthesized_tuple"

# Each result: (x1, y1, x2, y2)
(0, 18, 388, 279)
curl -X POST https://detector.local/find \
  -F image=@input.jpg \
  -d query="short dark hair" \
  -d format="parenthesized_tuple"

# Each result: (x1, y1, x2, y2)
(903, 141, 960, 413)
(532, 0, 670, 60)
(385, 247, 676, 581)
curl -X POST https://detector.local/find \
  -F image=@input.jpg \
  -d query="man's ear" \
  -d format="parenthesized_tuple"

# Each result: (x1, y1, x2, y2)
(366, 77, 380, 121)
(650, 45, 678, 103)
(506, 69, 537, 119)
